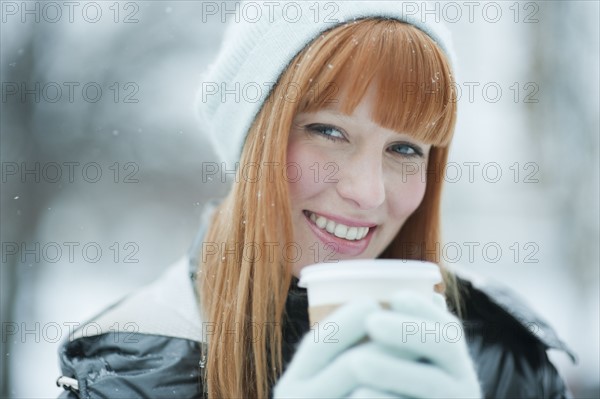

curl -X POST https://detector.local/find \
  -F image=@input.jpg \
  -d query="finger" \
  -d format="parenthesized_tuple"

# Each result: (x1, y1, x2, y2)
(308, 340, 476, 398)
(348, 387, 402, 399)
(374, 353, 481, 399)
(387, 291, 457, 324)
(366, 310, 469, 376)
(283, 298, 379, 380)
(348, 343, 466, 398)
(301, 339, 377, 397)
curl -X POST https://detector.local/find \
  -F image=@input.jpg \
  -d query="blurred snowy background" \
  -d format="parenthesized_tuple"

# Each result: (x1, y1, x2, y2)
(1, 1, 598, 397)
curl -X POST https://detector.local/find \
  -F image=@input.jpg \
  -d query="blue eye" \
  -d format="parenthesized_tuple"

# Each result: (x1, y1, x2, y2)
(390, 143, 423, 158)
(306, 124, 345, 141)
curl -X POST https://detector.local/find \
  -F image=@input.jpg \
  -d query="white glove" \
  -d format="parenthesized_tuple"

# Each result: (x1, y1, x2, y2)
(274, 293, 482, 398)
(360, 291, 482, 398)
(274, 298, 380, 398)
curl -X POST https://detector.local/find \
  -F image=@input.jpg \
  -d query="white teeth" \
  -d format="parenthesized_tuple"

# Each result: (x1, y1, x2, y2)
(346, 227, 358, 240)
(356, 228, 364, 240)
(325, 220, 336, 234)
(307, 211, 371, 241)
(315, 216, 327, 229)
(333, 224, 348, 238)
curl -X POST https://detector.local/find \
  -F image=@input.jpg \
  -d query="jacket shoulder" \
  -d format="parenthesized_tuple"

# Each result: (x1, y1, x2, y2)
(451, 266, 575, 398)
(70, 256, 204, 343)
(452, 266, 575, 360)
(57, 256, 206, 398)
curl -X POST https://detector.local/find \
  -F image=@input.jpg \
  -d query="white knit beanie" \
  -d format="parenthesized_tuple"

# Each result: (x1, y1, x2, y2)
(198, 1, 456, 168)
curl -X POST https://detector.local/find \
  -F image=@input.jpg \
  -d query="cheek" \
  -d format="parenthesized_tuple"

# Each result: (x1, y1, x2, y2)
(286, 140, 329, 204)
(387, 167, 428, 219)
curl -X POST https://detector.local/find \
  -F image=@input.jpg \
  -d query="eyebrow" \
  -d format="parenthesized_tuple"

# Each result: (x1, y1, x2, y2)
(299, 109, 357, 123)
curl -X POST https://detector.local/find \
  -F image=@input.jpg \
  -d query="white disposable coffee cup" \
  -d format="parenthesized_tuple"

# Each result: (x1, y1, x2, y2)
(298, 259, 442, 324)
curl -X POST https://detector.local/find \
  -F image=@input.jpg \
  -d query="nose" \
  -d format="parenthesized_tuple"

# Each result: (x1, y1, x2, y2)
(335, 152, 386, 210)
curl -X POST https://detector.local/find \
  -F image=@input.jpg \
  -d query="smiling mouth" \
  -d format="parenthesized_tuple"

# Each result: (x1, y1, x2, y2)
(303, 210, 375, 241)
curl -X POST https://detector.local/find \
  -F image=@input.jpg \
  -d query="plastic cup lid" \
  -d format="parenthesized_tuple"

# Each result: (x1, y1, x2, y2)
(298, 259, 441, 288)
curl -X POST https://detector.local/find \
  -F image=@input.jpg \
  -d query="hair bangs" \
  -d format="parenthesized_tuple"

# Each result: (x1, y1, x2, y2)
(296, 19, 456, 147)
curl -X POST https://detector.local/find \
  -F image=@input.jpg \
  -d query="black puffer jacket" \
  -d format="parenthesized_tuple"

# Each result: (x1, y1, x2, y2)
(57, 229, 576, 398)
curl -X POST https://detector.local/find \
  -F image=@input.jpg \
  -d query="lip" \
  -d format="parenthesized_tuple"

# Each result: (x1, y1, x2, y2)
(303, 210, 376, 256)
(305, 210, 378, 228)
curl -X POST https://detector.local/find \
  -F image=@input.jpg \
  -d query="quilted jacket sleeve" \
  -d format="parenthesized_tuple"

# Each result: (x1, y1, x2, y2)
(57, 332, 205, 399)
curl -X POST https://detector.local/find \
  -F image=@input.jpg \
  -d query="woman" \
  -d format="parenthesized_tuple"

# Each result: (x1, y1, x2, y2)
(57, 2, 574, 398)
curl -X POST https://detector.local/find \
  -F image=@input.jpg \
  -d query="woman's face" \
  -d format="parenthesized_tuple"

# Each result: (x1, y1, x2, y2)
(287, 85, 431, 277)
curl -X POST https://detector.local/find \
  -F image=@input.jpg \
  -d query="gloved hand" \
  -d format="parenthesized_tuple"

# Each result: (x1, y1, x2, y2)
(273, 298, 381, 398)
(361, 292, 482, 398)
(273, 292, 482, 398)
